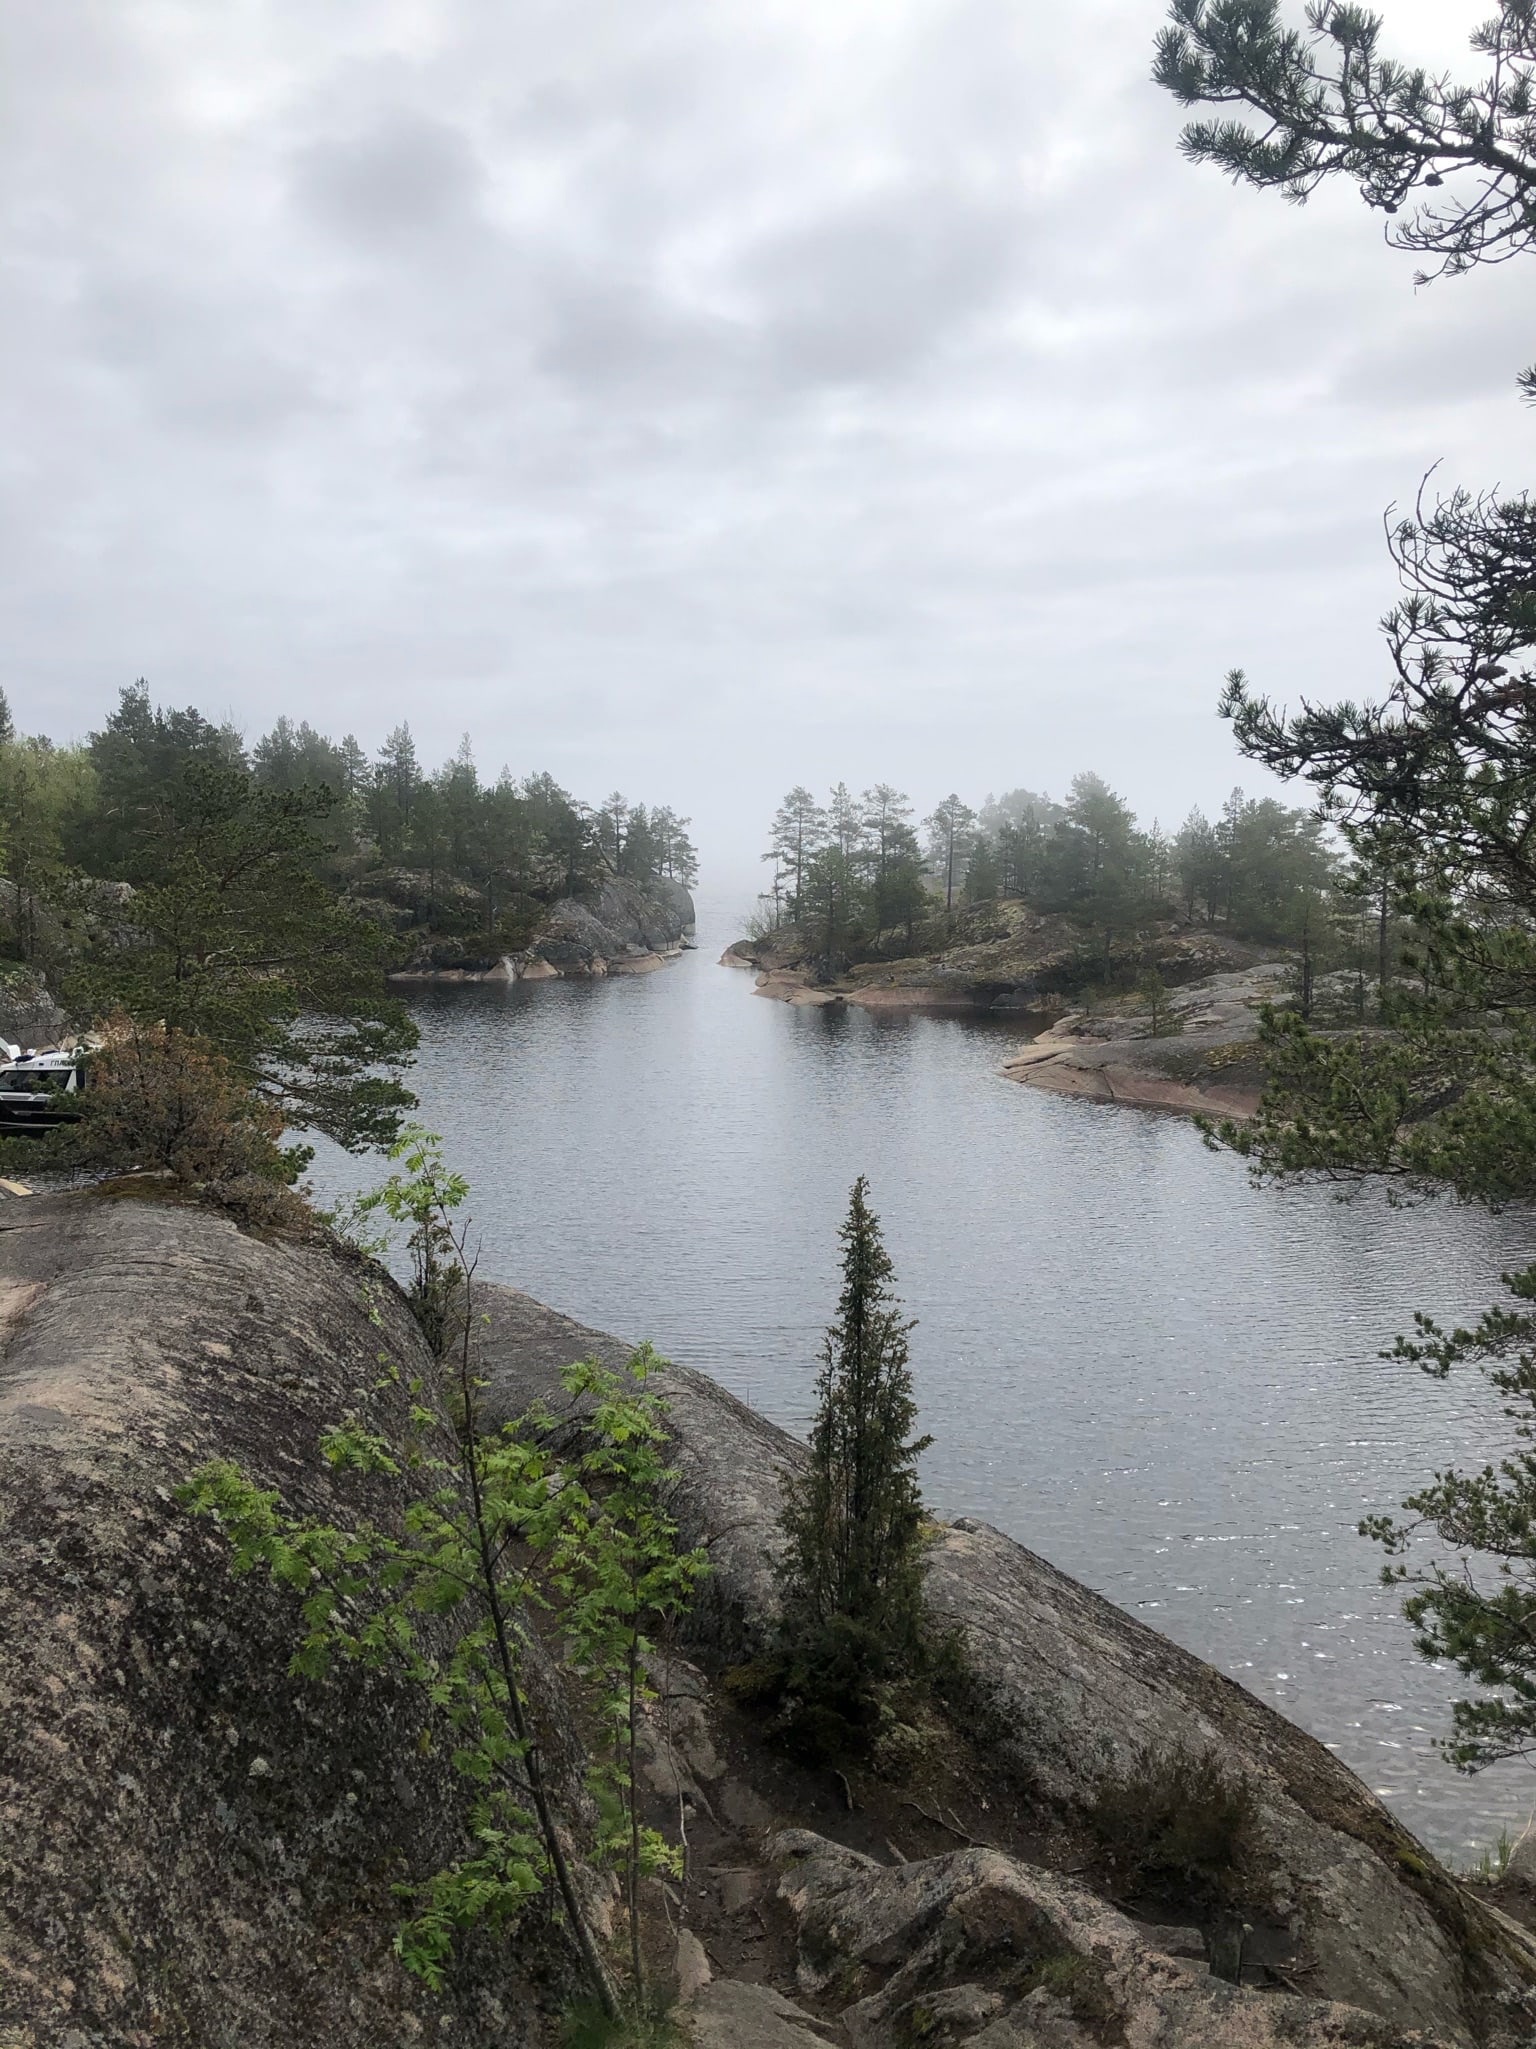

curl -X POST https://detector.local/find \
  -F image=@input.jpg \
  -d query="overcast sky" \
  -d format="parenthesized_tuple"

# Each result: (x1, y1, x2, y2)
(2, 1, 1527, 899)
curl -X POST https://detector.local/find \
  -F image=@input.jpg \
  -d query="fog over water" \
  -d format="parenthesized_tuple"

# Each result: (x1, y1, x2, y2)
(310, 901, 1536, 1865)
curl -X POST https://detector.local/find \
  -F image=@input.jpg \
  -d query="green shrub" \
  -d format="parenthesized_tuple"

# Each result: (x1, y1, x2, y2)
(1085, 1743, 1255, 1904)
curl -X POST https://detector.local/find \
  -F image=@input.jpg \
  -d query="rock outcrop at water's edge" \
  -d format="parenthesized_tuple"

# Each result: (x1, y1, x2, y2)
(386, 875, 696, 984)
(999, 962, 1291, 1118)
(5, 1195, 1535, 2047)
(729, 903, 1276, 1013)
(472, 1287, 1536, 2048)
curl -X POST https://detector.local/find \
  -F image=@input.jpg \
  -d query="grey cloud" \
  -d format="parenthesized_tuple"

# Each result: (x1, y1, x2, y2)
(0, 0, 1526, 891)
(290, 111, 486, 243)
(80, 273, 327, 433)
(741, 184, 1026, 384)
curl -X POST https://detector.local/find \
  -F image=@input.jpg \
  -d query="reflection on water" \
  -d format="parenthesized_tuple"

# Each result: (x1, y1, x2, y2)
(310, 911, 1536, 1861)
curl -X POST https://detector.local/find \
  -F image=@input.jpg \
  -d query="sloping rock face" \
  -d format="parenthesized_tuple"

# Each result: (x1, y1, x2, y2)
(370, 871, 694, 981)
(535, 877, 695, 975)
(923, 1520, 1529, 2045)
(1000, 961, 1289, 1117)
(0, 1195, 577, 2049)
(469, 1286, 1536, 2049)
(470, 1285, 793, 1654)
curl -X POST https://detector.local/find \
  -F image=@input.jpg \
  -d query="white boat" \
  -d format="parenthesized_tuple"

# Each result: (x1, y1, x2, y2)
(0, 1046, 84, 1130)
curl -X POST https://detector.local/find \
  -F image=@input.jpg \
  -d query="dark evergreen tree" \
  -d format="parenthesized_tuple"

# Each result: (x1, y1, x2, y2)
(1156, 0, 1536, 1769)
(860, 783, 914, 932)
(73, 682, 235, 878)
(600, 790, 629, 871)
(963, 832, 1001, 903)
(923, 793, 977, 913)
(650, 805, 699, 886)
(779, 1178, 932, 1663)
(765, 787, 827, 918)
(1155, 3, 1536, 308)
(369, 723, 420, 859)
(796, 844, 865, 973)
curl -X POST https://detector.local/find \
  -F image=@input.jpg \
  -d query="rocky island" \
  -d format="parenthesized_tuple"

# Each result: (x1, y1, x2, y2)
(724, 900, 1276, 1016)
(727, 904, 1294, 1118)
(5, 1188, 1534, 2047)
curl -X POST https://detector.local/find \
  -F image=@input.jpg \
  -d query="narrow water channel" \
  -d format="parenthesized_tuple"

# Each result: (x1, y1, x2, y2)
(309, 906, 1536, 1863)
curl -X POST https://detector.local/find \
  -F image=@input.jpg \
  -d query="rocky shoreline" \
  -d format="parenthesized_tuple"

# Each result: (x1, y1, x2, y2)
(1000, 962, 1290, 1118)
(726, 936, 1287, 1119)
(387, 875, 695, 985)
(5, 1191, 1535, 2045)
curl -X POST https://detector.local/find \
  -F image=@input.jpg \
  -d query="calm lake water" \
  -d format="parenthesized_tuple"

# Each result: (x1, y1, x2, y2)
(310, 903, 1536, 1863)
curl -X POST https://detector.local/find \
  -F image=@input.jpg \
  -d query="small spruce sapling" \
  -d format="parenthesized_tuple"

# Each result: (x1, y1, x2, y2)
(771, 1176, 932, 1755)
(1137, 972, 1183, 1038)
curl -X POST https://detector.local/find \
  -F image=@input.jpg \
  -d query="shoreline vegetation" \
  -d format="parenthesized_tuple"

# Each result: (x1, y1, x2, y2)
(0, 681, 696, 1204)
(732, 771, 1407, 1119)
(0, 681, 700, 1034)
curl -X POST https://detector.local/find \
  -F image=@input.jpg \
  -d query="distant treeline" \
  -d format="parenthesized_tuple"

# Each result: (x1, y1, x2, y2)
(763, 774, 1392, 1002)
(0, 683, 696, 963)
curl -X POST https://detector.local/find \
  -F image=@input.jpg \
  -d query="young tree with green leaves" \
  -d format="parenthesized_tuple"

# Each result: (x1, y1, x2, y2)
(183, 1132, 705, 2016)
(0, 735, 96, 962)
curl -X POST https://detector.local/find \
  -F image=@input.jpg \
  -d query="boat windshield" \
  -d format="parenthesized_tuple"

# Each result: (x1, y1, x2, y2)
(0, 1067, 72, 1094)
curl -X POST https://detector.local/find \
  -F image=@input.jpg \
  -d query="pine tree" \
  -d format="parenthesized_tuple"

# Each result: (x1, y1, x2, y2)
(765, 787, 827, 921)
(780, 1178, 932, 1662)
(963, 833, 1001, 904)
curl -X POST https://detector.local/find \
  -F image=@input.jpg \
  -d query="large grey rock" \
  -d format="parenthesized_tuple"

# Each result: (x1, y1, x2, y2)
(535, 877, 695, 973)
(468, 1287, 1536, 2048)
(685, 1978, 829, 2047)
(767, 1829, 1444, 2049)
(0, 961, 65, 1047)
(923, 1518, 1522, 2044)
(0, 1195, 580, 2048)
